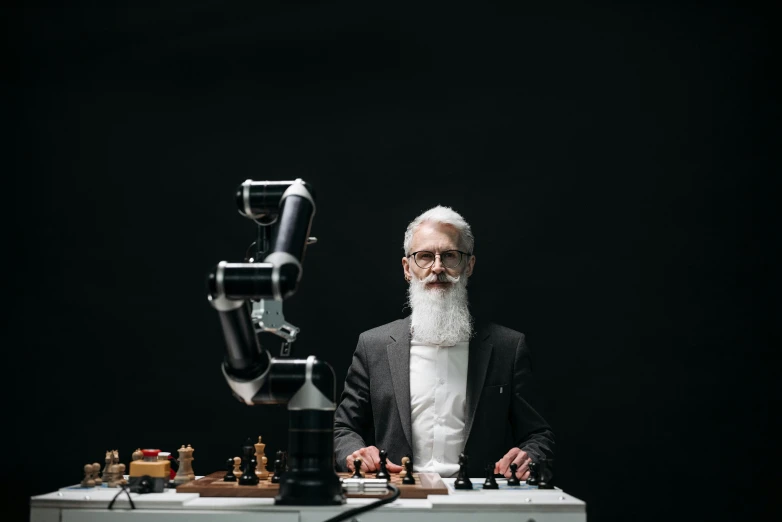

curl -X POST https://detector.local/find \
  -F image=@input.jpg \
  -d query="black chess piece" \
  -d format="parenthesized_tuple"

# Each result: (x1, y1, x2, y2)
(402, 457, 415, 485)
(275, 451, 286, 473)
(223, 457, 237, 482)
(454, 452, 473, 490)
(526, 461, 539, 486)
(537, 458, 553, 489)
(271, 459, 283, 484)
(352, 458, 363, 479)
(281, 450, 289, 472)
(239, 439, 259, 485)
(507, 463, 521, 486)
(482, 463, 498, 489)
(375, 449, 390, 480)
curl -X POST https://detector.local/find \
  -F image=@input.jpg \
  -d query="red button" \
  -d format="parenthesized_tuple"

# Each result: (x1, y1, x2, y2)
(142, 449, 160, 457)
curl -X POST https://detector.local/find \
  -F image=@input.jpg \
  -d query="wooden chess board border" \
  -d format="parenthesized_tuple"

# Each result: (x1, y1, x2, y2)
(176, 471, 448, 499)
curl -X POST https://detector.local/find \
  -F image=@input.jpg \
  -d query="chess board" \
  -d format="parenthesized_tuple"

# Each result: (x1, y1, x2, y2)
(176, 471, 449, 499)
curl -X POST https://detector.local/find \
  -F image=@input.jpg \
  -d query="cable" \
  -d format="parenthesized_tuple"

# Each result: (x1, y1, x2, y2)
(321, 483, 400, 522)
(107, 483, 136, 510)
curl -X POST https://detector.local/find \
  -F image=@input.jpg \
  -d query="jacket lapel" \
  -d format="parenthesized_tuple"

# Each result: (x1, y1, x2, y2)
(463, 326, 493, 445)
(386, 317, 413, 452)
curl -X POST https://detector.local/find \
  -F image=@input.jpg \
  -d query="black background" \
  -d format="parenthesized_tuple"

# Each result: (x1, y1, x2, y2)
(5, 3, 777, 522)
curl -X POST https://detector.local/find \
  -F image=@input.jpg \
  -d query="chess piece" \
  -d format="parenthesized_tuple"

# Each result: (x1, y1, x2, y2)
(233, 457, 242, 477)
(104, 450, 125, 488)
(375, 449, 390, 480)
(454, 452, 473, 490)
(277, 450, 288, 472)
(239, 439, 259, 485)
(223, 457, 237, 482)
(253, 436, 269, 480)
(102, 450, 114, 484)
(537, 458, 553, 489)
(108, 463, 127, 487)
(81, 463, 96, 487)
(526, 461, 539, 486)
(352, 458, 363, 478)
(482, 463, 498, 489)
(507, 463, 521, 486)
(132, 448, 143, 461)
(118, 464, 127, 486)
(399, 457, 409, 478)
(92, 462, 103, 486)
(402, 458, 415, 485)
(270, 458, 283, 484)
(174, 444, 195, 485)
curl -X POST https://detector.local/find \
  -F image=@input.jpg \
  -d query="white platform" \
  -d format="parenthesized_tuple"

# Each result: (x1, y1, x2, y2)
(31, 477, 586, 522)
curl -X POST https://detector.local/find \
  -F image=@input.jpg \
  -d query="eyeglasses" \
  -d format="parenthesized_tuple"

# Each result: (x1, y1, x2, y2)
(408, 250, 471, 269)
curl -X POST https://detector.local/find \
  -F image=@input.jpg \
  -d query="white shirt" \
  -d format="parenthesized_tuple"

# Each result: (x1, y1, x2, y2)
(409, 338, 469, 478)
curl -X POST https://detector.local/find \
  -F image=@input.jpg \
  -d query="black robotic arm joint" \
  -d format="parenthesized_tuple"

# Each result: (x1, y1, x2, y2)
(208, 180, 344, 506)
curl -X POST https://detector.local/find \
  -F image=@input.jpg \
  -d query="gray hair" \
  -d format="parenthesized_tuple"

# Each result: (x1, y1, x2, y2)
(403, 205, 475, 255)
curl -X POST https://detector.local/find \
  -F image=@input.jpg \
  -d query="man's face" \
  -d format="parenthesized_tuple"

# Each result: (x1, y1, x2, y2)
(402, 222, 476, 290)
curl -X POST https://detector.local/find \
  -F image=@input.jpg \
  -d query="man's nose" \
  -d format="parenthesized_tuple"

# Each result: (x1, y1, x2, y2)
(431, 256, 445, 274)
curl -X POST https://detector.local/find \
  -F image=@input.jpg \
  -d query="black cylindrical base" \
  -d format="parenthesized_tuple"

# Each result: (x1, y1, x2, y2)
(275, 410, 345, 505)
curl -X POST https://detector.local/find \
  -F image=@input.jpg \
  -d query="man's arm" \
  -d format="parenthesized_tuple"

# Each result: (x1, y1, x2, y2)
(496, 333, 556, 479)
(333, 334, 374, 471)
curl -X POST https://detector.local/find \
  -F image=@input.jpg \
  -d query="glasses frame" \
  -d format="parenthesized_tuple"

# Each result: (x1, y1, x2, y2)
(407, 250, 472, 269)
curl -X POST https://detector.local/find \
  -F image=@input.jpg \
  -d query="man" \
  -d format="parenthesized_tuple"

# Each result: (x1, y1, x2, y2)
(333, 206, 554, 480)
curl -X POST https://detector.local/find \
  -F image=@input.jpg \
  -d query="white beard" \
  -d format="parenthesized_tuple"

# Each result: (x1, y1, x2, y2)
(407, 272, 473, 346)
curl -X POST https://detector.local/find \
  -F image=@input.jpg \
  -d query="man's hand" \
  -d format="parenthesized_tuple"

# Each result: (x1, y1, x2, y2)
(346, 446, 404, 473)
(494, 447, 531, 480)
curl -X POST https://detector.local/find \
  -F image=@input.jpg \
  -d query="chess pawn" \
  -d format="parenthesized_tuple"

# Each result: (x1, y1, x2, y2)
(107, 463, 123, 487)
(537, 458, 553, 489)
(270, 459, 282, 484)
(351, 458, 363, 479)
(92, 462, 103, 486)
(526, 461, 539, 486)
(399, 456, 409, 478)
(233, 457, 242, 477)
(117, 464, 127, 486)
(507, 463, 521, 486)
(482, 464, 498, 489)
(402, 458, 415, 485)
(81, 464, 96, 488)
(132, 448, 143, 461)
(253, 436, 269, 480)
(275, 450, 287, 473)
(223, 457, 237, 482)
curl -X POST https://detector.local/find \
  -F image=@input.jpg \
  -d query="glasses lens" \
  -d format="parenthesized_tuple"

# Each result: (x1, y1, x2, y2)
(414, 252, 435, 268)
(441, 250, 462, 268)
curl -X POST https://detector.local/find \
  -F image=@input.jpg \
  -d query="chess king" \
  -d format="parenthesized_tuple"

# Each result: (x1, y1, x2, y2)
(334, 206, 555, 480)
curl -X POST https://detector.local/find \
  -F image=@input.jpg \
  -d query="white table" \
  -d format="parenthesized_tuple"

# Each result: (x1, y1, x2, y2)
(31, 477, 586, 522)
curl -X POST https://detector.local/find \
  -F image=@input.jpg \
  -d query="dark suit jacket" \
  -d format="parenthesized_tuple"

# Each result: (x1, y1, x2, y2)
(333, 316, 555, 477)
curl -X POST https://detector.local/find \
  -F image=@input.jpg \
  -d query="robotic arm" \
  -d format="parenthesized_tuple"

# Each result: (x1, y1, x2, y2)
(207, 179, 344, 505)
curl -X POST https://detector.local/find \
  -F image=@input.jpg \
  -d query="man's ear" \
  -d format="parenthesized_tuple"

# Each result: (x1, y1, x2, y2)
(465, 255, 476, 277)
(402, 256, 411, 281)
